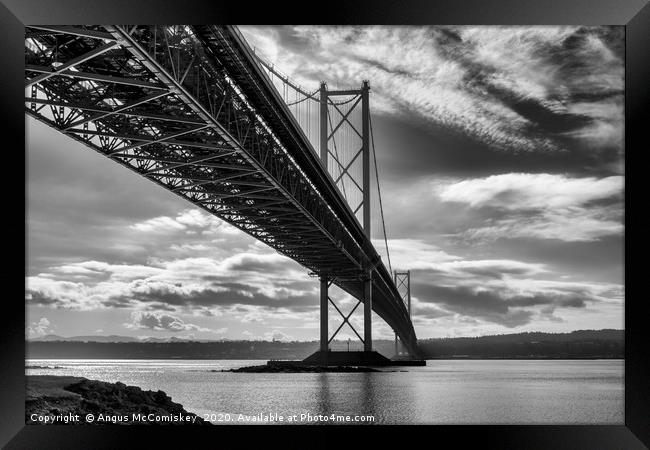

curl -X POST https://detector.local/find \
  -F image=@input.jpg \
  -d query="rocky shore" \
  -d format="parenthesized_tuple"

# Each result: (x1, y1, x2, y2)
(26, 375, 210, 425)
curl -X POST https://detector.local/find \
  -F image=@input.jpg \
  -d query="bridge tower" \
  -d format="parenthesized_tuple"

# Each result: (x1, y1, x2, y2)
(317, 80, 374, 355)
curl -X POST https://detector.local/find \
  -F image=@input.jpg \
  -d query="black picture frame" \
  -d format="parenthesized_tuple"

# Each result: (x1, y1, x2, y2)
(3, 0, 647, 448)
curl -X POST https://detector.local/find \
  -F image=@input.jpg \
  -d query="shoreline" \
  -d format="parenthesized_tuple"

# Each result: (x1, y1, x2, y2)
(26, 375, 211, 425)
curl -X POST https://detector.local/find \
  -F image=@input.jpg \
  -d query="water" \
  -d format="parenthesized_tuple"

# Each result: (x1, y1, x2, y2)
(26, 359, 623, 424)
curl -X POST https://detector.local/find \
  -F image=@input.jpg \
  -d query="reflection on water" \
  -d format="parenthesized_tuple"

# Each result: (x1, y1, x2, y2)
(26, 359, 623, 424)
(360, 373, 378, 419)
(315, 373, 331, 414)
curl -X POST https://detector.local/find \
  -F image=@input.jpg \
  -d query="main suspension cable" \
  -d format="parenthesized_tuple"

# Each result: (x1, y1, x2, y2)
(327, 95, 360, 106)
(369, 113, 392, 274)
(255, 52, 317, 99)
(285, 89, 319, 106)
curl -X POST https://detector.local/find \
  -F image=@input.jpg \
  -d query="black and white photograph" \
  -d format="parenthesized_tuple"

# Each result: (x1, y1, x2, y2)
(20, 20, 631, 433)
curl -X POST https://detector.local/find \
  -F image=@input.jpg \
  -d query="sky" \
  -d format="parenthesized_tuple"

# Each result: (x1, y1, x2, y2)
(26, 25, 624, 342)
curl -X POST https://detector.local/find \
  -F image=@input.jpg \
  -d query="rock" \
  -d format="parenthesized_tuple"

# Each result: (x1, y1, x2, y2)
(26, 376, 210, 425)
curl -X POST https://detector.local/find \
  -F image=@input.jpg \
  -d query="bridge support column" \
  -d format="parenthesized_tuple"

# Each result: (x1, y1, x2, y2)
(320, 276, 328, 352)
(361, 80, 370, 236)
(363, 272, 372, 352)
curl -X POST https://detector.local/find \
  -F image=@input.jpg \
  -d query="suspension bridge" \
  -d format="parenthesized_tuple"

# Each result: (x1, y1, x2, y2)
(24, 25, 421, 364)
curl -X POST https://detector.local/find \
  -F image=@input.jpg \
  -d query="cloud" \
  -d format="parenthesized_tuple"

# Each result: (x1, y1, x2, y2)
(411, 301, 453, 319)
(27, 317, 53, 338)
(437, 173, 622, 210)
(55, 261, 164, 281)
(26, 204, 320, 311)
(436, 173, 623, 242)
(415, 284, 569, 327)
(124, 311, 225, 333)
(428, 259, 547, 278)
(264, 330, 293, 341)
(410, 259, 622, 328)
(459, 209, 623, 242)
(26, 257, 316, 312)
(237, 329, 295, 341)
(130, 216, 187, 233)
(26, 278, 91, 308)
(25, 208, 318, 316)
(129, 209, 235, 234)
(372, 238, 459, 271)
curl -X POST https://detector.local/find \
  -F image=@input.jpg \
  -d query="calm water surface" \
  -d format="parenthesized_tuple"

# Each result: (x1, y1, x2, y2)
(26, 359, 623, 424)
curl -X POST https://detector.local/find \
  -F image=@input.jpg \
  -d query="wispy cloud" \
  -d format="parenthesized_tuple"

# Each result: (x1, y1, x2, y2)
(437, 173, 622, 210)
(459, 209, 622, 243)
(242, 25, 623, 154)
(372, 238, 459, 271)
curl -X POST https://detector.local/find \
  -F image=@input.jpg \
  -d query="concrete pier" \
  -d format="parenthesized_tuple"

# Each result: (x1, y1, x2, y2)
(267, 350, 426, 368)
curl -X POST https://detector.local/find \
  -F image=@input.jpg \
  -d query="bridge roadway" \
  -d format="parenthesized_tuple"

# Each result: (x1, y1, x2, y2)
(24, 25, 419, 356)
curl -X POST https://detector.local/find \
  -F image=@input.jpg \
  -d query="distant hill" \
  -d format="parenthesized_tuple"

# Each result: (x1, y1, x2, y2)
(30, 334, 220, 343)
(33, 334, 139, 343)
(420, 329, 623, 343)
(417, 329, 623, 359)
(26, 329, 623, 360)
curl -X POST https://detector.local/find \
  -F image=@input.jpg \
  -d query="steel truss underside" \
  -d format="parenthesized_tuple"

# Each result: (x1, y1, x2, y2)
(24, 24, 418, 355)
